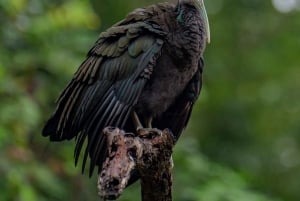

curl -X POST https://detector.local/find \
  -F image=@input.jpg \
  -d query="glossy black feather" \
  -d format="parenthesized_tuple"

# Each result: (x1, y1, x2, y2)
(43, 27, 165, 175)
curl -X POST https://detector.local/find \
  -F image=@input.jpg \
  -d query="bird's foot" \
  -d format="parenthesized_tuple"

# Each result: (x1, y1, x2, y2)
(137, 127, 162, 139)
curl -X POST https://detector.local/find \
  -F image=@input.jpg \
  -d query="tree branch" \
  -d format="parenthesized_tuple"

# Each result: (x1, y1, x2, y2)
(98, 127, 175, 201)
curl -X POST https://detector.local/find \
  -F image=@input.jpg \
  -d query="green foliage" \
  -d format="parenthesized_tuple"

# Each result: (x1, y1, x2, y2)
(0, 0, 299, 200)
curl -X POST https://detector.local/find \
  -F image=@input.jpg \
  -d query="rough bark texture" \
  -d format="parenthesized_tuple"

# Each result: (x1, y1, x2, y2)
(98, 127, 175, 201)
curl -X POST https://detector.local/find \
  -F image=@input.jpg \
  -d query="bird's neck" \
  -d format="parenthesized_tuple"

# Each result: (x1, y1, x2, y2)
(165, 4, 205, 63)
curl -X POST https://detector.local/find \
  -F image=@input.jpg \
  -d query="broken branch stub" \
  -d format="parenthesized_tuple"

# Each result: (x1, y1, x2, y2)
(98, 127, 175, 201)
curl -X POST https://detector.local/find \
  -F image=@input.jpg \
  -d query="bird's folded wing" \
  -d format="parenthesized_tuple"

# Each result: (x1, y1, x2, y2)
(42, 17, 166, 175)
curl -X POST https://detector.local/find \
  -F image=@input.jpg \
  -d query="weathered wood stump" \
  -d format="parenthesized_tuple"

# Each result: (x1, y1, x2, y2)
(98, 127, 175, 201)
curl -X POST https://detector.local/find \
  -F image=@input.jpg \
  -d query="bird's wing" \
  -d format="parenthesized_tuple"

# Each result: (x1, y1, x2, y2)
(42, 17, 166, 175)
(153, 58, 204, 140)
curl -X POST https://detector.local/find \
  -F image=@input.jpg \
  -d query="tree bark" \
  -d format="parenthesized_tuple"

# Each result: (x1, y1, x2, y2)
(98, 127, 175, 201)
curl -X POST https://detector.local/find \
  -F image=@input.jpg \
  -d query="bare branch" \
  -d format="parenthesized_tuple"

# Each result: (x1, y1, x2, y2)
(98, 127, 175, 201)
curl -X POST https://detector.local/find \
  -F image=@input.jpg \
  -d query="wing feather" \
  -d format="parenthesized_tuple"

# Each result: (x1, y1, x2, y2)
(43, 21, 165, 175)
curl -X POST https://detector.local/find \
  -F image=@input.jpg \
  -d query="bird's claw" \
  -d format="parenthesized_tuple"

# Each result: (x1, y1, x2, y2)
(137, 128, 162, 139)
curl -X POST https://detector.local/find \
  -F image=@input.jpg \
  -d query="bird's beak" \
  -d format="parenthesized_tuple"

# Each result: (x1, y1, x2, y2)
(195, 0, 210, 43)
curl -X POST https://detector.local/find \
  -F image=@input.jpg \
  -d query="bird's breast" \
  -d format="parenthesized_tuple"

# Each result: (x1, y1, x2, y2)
(135, 49, 198, 117)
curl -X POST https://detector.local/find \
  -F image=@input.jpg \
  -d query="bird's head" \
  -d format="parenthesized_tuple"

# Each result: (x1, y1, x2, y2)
(178, 0, 211, 43)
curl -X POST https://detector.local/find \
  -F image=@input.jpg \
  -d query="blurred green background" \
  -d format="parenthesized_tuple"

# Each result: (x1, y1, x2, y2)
(0, 0, 299, 200)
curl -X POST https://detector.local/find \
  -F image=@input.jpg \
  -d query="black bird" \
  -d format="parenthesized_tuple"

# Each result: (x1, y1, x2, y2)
(43, 0, 210, 178)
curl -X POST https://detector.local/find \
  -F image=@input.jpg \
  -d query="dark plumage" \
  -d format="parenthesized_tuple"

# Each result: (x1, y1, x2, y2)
(43, 0, 210, 179)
